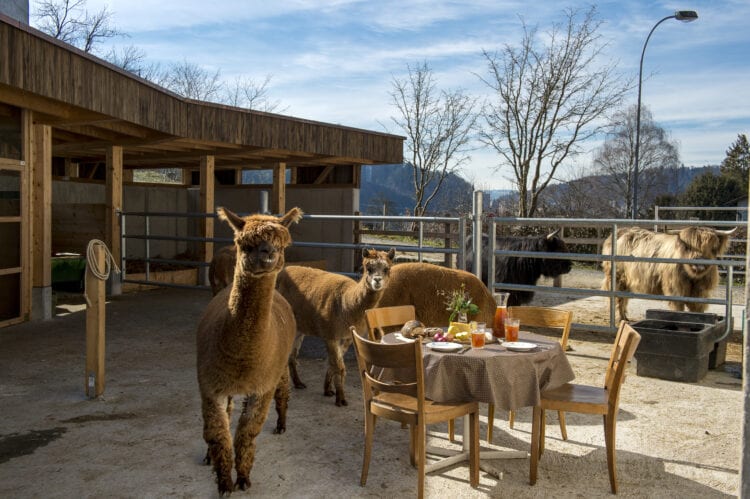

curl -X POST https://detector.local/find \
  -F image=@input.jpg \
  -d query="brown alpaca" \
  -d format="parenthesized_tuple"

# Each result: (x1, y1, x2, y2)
(208, 244, 235, 295)
(196, 206, 302, 495)
(277, 248, 395, 407)
(377, 262, 497, 327)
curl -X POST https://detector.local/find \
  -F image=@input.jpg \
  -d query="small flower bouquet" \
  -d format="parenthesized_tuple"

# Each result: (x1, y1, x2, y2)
(440, 283, 480, 322)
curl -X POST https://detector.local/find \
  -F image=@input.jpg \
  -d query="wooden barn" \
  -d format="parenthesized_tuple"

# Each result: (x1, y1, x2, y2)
(0, 13, 403, 327)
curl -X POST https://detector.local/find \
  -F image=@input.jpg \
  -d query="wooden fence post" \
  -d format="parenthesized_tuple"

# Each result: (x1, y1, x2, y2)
(85, 244, 106, 398)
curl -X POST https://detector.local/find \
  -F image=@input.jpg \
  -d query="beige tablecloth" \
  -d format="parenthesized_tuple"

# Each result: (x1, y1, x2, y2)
(384, 331, 575, 411)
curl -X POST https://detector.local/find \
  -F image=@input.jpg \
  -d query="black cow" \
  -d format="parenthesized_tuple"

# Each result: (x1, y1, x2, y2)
(465, 230, 572, 306)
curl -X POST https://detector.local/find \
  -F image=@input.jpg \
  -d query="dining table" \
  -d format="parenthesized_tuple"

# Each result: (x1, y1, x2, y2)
(382, 329, 575, 475)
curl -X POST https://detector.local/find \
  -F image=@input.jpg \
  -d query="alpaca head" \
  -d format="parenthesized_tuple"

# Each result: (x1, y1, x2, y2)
(217, 206, 303, 277)
(361, 248, 396, 292)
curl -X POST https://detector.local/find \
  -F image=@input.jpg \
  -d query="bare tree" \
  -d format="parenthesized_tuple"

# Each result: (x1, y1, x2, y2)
(593, 104, 680, 217)
(224, 75, 286, 113)
(390, 61, 477, 218)
(33, 0, 120, 53)
(160, 60, 223, 101)
(477, 6, 631, 217)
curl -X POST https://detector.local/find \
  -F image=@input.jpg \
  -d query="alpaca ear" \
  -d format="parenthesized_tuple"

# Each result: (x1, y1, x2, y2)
(217, 207, 245, 233)
(361, 248, 371, 259)
(280, 207, 304, 227)
(387, 248, 396, 260)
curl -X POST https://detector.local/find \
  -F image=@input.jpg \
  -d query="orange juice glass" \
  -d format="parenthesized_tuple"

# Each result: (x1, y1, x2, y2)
(505, 318, 520, 342)
(471, 329, 485, 348)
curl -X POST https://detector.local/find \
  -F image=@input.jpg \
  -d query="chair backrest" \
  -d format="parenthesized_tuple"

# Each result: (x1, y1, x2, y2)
(365, 305, 417, 342)
(507, 306, 573, 352)
(604, 321, 641, 411)
(350, 326, 425, 405)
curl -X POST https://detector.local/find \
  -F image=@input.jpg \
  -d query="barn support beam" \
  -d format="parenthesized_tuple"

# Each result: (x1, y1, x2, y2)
(31, 123, 53, 320)
(271, 162, 286, 214)
(105, 145, 122, 295)
(64, 158, 78, 178)
(199, 155, 215, 286)
(20, 110, 32, 322)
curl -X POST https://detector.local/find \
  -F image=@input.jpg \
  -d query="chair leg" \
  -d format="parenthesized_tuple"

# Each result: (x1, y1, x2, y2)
(361, 411, 376, 486)
(417, 421, 426, 499)
(604, 413, 618, 494)
(486, 403, 495, 443)
(539, 408, 546, 456)
(448, 418, 455, 442)
(409, 424, 417, 467)
(509, 409, 515, 429)
(558, 410, 567, 440)
(469, 411, 479, 488)
(529, 406, 542, 485)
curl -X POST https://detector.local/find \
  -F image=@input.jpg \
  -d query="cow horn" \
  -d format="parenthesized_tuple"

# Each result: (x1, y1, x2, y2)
(666, 227, 737, 236)
(546, 229, 560, 239)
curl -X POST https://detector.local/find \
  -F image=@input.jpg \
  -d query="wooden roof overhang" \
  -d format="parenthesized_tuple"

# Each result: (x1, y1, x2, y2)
(0, 14, 403, 172)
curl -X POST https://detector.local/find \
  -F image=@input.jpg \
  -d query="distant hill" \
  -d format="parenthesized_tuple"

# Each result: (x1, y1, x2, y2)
(361, 164, 475, 216)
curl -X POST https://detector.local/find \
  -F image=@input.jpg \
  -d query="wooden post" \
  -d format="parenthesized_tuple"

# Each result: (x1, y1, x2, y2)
(105, 145, 122, 294)
(64, 158, 79, 178)
(271, 162, 286, 214)
(85, 244, 106, 398)
(200, 156, 215, 286)
(20, 110, 32, 320)
(31, 124, 52, 319)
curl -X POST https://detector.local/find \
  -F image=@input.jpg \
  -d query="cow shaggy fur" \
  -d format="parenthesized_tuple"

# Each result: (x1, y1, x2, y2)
(466, 231, 572, 306)
(601, 226, 734, 321)
(196, 206, 302, 495)
(277, 248, 395, 407)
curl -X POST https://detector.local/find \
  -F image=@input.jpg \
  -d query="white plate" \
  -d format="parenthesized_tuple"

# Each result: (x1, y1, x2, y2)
(393, 333, 416, 343)
(504, 341, 537, 352)
(425, 342, 464, 352)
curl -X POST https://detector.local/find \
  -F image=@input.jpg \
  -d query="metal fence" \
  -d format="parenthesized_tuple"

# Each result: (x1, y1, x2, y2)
(119, 198, 746, 337)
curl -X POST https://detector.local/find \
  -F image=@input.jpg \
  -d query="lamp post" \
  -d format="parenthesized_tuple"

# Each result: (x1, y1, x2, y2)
(631, 10, 698, 219)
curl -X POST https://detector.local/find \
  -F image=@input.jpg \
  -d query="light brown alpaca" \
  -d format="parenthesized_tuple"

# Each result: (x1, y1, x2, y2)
(377, 262, 496, 327)
(277, 248, 395, 407)
(208, 244, 235, 295)
(196, 206, 302, 495)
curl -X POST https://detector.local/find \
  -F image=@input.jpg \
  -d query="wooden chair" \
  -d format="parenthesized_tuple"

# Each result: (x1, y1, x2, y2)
(350, 326, 479, 499)
(364, 305, 416, 342)
(486, 306, 573, 443)
(529, 321, 641, 494)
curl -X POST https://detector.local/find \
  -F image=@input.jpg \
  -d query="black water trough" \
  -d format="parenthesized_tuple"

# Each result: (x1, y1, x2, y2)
(630, 310, 729, 383)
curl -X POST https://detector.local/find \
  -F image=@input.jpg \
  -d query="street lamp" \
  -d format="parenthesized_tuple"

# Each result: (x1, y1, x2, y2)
(631, 10, 698, 219)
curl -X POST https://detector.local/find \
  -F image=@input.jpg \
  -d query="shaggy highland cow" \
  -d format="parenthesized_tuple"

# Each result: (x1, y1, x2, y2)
(465, 230, 573, 306)
(601, 226, 735, 321)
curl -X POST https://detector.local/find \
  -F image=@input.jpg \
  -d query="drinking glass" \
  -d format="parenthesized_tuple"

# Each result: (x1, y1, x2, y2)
(505, 318, 520, 343)
(471, 328, 485, 349)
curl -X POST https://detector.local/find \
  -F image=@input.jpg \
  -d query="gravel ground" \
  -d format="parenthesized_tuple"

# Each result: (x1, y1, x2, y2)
(0, 278, 743, 498)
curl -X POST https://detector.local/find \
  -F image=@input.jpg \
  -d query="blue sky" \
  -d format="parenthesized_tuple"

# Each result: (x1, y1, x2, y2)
(73, 0, 749, 190)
